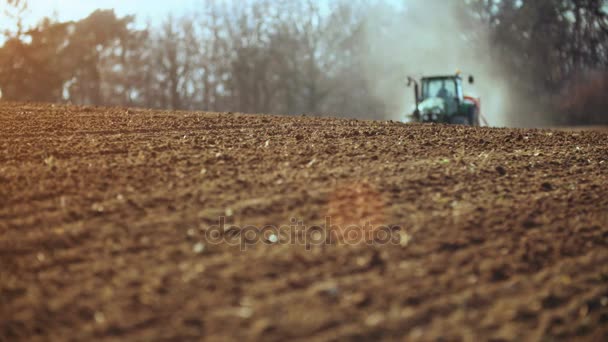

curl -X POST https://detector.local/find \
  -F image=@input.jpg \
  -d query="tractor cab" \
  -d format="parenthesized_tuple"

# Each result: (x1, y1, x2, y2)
(421, 76, 463, 102)
(407, 73, 480, 126)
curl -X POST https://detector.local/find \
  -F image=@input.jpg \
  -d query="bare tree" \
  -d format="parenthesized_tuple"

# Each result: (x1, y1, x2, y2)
(2, 0, 28, 38)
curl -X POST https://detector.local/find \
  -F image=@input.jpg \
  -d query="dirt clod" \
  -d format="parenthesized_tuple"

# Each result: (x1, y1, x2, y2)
(541, 182, 554, 191)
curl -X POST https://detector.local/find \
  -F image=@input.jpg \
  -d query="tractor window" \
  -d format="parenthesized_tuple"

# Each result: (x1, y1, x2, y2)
(421, 79, 458, 100)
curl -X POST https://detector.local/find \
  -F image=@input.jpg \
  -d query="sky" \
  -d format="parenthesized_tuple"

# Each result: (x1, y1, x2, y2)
(7, 0, 204, 29)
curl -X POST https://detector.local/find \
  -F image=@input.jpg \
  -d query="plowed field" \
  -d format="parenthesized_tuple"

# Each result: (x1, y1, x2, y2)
(1, 102, 607, 341)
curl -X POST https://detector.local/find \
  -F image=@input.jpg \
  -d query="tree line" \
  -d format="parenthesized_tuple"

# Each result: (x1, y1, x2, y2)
(1, 0, 607, 125)
(476, 0, 608, 125)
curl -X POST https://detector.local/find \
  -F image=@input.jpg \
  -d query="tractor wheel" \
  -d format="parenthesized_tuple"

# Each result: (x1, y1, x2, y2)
(473, 106, 481, 126)
(450, 116, 471, 126)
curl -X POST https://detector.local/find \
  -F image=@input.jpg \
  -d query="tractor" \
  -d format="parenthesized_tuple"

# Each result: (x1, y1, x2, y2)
(406, 72, 484, 126)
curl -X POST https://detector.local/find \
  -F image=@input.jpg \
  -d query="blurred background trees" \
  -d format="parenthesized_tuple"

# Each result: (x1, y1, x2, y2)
(471, 0, 608, 124)
(0, 0, 607, 125)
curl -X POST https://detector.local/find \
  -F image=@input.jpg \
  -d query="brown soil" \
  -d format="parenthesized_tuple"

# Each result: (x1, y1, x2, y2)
(1, 102, 607, 341)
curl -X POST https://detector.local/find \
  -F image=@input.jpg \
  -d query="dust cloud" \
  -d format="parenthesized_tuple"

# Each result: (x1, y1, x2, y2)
(359, 0, 517, 127)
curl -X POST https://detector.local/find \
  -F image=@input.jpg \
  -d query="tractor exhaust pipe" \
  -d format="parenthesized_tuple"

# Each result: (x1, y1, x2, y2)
(407, 76, 420, 119)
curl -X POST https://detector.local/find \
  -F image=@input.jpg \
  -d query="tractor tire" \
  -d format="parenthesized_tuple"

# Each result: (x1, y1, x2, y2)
(450, 116, 471, 126)
(472, 107, 481, 126)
